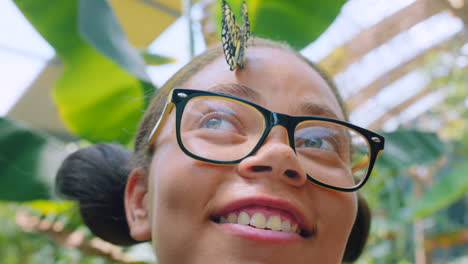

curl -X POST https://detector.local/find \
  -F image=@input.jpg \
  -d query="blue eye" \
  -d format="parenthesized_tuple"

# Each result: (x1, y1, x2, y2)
(204, 117, 222, 129)
(202, 117, 236, 131)
(301, 137, 334, 151)
(303, 138, 322, 148)
(295, 127, 338, 152)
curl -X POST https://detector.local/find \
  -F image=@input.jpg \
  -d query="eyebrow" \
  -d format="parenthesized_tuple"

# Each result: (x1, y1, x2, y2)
(208, 83, 340, 119)
(296, 102, 340, 120)
(208, 83, 260, 102)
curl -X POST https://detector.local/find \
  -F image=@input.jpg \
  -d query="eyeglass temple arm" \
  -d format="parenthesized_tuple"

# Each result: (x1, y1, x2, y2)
(147, 91, 175, 149)
(351, 150, 384, 173)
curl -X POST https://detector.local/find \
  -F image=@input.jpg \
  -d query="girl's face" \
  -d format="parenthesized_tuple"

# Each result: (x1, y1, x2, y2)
(146, 47, 357, 264)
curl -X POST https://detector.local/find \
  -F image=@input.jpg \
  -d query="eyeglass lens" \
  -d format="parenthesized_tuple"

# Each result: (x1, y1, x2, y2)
(180, 96, 371, 189)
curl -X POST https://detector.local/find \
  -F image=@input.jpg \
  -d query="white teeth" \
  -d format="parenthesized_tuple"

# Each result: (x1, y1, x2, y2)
(266, 215, 282, 231)
(281, 220, 291, 232)
(227, 213, 237, 223)
(219, 211, 301, 234)
(250, 212, 266, 228)
(238, 211, 250, 225)
(291, 223, 298, 233)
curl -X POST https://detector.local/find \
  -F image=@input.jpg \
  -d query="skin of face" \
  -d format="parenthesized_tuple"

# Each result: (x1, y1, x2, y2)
(126, 46, 358, 264)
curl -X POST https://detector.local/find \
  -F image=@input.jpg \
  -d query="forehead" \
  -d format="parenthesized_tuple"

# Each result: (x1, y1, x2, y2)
(182, 46, 344, 119)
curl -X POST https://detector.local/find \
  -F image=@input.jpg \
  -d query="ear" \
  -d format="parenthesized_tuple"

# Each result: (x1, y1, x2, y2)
(125, 168, 151, 241)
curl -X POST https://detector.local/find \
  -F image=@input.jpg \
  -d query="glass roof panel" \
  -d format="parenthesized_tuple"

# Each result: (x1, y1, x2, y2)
(382, 89, 447, 131)
(349, 69, 430, 126)
(302, 0, 416, 61)
(335, 12, 463, 99)
(0, 0, 54, 116)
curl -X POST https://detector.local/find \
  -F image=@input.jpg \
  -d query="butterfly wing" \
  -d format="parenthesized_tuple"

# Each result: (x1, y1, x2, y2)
(236, 0, 250, 68)
(221, 0, 241, 71)
(241, 1, 250, 45)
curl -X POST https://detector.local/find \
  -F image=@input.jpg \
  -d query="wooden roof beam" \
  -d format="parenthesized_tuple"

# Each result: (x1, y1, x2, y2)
(368, 85, 437, 130)
(346, 33, 464, 111)
(367, 64, 467, 130)
(319, 0, 448, 76)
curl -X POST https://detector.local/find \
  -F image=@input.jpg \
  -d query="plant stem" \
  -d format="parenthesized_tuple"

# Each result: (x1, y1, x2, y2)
(184, 0, 195, 57)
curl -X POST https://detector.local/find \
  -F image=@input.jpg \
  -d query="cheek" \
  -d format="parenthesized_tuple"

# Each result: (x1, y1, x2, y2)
(150, 144, 223, 216)
(149, 144, 205, 223)
(148, 114, 213, 230)
(297, 188, 357, 262)
(314, 189, 357, 248)
(148, 143, 201, 256)
(147, 141, 228, 259)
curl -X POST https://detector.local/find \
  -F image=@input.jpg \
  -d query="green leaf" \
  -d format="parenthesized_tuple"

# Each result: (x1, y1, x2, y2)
(25, 200, 75, 215)
(0, 118, 66, 201)
(78, 0, 150, 82)
(377, 130, 445, 171)
(410, 158, 468, 219)
(215, 0, 346, 50)
(14, 0, 149, 144)
(141, 50, 177, 65)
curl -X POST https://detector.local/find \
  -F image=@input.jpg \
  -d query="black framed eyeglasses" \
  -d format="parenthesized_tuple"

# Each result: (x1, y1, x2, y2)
(147, 88, 385, 192)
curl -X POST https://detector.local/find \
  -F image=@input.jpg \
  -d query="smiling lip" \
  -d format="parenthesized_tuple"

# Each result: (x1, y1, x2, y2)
(211, 195, 312, 242)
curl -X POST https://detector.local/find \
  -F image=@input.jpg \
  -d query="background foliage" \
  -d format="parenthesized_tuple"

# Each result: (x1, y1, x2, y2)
(1, 0, 467, 263)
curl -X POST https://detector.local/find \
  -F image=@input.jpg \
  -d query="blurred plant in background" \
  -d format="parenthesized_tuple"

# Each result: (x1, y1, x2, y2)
(1, 0, 467, 263)
(356, 40, 468, 264)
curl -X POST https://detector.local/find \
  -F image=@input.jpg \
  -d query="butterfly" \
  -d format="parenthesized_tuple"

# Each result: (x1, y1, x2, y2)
(221, 0, 250, 71)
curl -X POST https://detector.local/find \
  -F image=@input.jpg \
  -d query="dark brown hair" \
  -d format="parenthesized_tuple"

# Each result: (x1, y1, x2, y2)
(55, 37, 369, 262)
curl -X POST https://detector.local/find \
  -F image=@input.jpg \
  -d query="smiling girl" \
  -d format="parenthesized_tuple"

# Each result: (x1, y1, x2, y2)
(56, 37, 384, 263)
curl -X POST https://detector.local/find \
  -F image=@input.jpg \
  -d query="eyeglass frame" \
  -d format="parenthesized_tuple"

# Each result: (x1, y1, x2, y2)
(147, 88, 385, 192)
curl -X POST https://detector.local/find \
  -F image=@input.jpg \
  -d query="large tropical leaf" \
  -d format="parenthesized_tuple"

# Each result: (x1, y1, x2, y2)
(377, 130, 445, 171)
(215, 0, 346, 50)
(78, 0, 150, 82)
(0, 118, 67, 201)
(410, 157, 468, 219)
(79, 0, 177, 81)
(14, 0, 150, 144)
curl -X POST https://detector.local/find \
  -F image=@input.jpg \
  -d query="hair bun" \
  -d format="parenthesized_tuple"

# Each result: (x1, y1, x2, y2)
(55, 143, 139, 246)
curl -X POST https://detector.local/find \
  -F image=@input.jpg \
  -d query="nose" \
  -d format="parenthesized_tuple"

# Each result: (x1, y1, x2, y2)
(237, 126, 307, 187)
